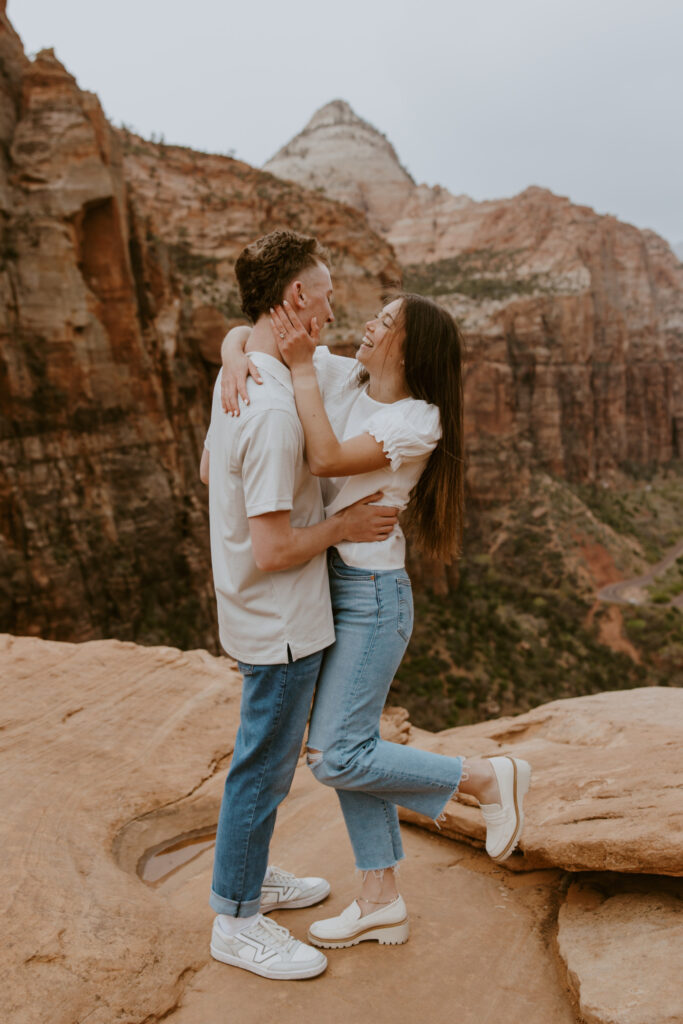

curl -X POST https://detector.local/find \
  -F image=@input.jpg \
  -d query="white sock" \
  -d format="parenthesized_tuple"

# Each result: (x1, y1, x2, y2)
(217, 912, 260, 937)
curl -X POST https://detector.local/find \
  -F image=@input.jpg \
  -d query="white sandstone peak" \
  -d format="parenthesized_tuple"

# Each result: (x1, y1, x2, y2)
(264, 99, 415, 233)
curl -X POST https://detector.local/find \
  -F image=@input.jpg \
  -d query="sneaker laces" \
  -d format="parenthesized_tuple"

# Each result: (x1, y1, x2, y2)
(248, 915, 298, 955)
(266, 865, 299, 887)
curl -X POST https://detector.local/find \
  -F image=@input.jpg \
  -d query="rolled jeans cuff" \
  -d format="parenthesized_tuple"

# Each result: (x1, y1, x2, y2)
(209, 887, 261, 918)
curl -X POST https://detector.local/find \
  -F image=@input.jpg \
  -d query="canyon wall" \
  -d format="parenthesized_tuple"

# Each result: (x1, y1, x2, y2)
(1, 6, 681, 650)
(265, 102, 683, 502)
(0, 10, 398, 647)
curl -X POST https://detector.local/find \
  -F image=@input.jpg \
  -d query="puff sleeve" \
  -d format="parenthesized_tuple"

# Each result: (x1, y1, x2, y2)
(365, 400, 442, 471)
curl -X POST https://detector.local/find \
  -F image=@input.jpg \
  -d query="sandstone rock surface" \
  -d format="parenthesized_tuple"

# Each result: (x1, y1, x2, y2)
(6, 634, 683, 1023)
(557, 875, 683, 1024)
(0, 633, 243, 1024)
(399, 687, 683, 875)
(1, 634, 578, 1024)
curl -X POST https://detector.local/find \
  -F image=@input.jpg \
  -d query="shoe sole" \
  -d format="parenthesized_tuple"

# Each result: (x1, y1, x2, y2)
(261, 880, 331, 912)
(210, 943, 327, 980)
(307, 919, 410, 949)
(491, 756, 531, 862)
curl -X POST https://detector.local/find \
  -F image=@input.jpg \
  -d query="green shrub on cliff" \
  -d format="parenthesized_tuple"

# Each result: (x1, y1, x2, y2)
(391, 471, 683, 730)
(403, 248, 552, 302)
(391, 553, 646, 731)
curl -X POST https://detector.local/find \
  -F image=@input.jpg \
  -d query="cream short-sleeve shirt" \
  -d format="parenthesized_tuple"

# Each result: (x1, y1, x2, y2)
(205, 352, 334, 664)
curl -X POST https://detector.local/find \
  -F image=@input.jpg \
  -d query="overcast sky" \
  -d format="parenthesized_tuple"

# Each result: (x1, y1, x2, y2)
(8, 0, 683, 247)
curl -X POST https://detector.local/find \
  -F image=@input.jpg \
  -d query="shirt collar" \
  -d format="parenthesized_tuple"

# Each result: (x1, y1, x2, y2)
(246, 351, 294, 395)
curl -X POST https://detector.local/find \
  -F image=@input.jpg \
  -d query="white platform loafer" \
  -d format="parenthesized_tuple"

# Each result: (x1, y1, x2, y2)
(480, 755, 531, 861)
(260, 864, 331, 912)
(308, 895, 409, 949)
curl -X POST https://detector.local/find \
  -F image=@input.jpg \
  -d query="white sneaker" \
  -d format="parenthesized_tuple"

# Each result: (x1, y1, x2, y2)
(480, 756, 531, 861)
(261, 864, 331, 911)
(308, 895, 409, 949)
(210, 914, 327, 980)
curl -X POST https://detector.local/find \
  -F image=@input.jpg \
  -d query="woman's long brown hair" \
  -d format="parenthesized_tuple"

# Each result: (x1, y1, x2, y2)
(395, 293, 465, 562)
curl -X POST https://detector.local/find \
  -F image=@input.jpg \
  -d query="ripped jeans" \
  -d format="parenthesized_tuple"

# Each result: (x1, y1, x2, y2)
(307, 550, 464, 871)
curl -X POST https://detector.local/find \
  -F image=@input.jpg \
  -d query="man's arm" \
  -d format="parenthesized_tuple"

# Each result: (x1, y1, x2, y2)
(249, 492, 397, 573)
(199, 442, 397, 568)
(200, 447, 210, 485)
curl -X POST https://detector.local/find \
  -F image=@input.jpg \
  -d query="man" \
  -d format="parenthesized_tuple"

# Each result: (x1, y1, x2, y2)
(200, 230, 397, 980)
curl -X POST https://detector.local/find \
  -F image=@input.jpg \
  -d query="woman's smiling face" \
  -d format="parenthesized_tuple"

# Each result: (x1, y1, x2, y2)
(356, 298, 405, 373)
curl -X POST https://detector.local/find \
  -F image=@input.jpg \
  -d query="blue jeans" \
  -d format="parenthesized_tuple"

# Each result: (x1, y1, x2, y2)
(210, 650, 323, 917)
(307, 550, 464, 871)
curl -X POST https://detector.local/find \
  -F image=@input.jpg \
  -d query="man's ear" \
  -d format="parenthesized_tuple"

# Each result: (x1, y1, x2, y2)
(288, 279, 306, 310)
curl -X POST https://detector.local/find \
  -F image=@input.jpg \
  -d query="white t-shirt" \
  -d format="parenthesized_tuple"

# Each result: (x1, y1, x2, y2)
(204, 352, 334, 664)
(313, 347, 442, 570)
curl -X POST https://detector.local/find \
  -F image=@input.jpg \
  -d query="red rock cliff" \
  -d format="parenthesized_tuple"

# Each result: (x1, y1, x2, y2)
(2, 12, 680, 650)
(265, 103, 683, 502)
(0, 13, 399, 647)
(397, 187, 683, 501)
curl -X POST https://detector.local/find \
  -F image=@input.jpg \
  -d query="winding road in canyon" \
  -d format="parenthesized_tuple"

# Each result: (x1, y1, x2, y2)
(598, 537, 683, 610)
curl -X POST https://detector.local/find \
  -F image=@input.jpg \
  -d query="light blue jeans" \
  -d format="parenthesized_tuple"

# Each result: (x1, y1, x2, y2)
(307, 550, 464, 871)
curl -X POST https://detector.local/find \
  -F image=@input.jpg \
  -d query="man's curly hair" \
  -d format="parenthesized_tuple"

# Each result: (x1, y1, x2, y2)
(235, 230, 330, 323)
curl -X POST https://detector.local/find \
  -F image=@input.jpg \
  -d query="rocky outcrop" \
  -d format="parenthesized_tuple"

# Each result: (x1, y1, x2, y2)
(265, 102, 683, 501)
(0, 11, 398, 648)
(0, 635, 571, 1024)
(264, 99, 415, 234)
(557, 875, 683, 1024)
(399, 687, 683, 875)
(4, 633, 682, 1024)
(0, 634, 243, 1024)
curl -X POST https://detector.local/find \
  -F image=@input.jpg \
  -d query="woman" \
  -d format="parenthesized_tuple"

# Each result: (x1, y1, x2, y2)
(222, 293, 530, 950)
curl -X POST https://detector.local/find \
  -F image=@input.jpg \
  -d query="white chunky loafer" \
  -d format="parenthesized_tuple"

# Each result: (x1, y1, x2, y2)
(480, 755, 531, 861)
(308, 895, 409, 949)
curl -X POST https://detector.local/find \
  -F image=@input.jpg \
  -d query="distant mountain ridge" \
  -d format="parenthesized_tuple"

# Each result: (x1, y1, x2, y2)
(264, 100, 683, 503)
